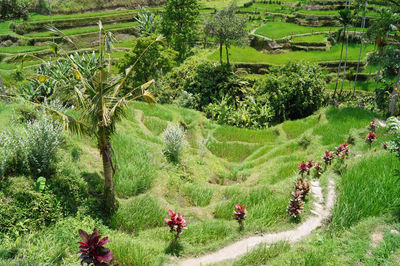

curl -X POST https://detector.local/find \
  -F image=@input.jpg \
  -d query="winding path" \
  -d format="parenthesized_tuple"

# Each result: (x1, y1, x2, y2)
(177, 179, 336, 266)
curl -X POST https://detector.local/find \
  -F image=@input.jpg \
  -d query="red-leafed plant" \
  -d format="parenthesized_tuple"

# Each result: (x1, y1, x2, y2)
(365, 132, 377, 148)
(335, 143, 349, 158)
(297, 161, 310, 177)
(295, 178, 310, 199)
(306, 159, 314, 171)
(165, 209, 187, 240)
(314, 161, 323, 178)
(287, 191, 304, 219)
(78, 228, 113, 266)
(233, 204, 246, 229)
(323, 150, 334, 165)
(368, 120, 378, 132)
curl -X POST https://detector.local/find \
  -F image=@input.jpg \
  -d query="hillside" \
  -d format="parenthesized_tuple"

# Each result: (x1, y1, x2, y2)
(0, 101, 398, 265)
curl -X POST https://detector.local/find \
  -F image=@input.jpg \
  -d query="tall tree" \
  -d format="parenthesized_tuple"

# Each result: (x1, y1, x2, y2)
(353, 0, 367, 97)
(333, 7, 353, 100)
(161, 0, 200, 61)
(339, 7, 355, 99)
(12, 24, 158, 215)
(204, 2, 248, 65)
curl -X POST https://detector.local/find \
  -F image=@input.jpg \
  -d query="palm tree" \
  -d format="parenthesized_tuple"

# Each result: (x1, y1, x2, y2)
(333, 7, 352, 100)
(10, 23, 158, 215)
(353, 0, 367, 97)
(338, 8, 354, 100)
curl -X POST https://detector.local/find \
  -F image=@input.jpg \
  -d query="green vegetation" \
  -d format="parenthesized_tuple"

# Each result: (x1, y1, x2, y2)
(255, 22, 340, 39)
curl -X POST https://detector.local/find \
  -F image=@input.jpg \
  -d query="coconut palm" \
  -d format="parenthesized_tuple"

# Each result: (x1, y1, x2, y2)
(338, 8, 354, 100)
(353, 0, 367, 97)
(333, 7, 353, 100)
(9, 23, 158, 215)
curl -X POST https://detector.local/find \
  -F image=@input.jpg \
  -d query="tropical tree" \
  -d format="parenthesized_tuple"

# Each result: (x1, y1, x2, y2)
(8, 24, 158, 215)
(366, 9, 397, 91)
(353, 0, 367, 96)
(161, 0, 200, 61)
(117, 34, 178, 91)
(0, 0, 29, 20)
(333, 8, 353, 100)
(204, 2, 248, 65)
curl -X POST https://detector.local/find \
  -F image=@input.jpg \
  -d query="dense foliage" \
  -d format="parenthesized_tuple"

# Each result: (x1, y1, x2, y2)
(161, 0, 200, 60)
(0, 0, 29, 20)
(117, 35, 178, 91)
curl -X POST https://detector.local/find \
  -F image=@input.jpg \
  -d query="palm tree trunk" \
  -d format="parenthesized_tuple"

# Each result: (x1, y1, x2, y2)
(353, 0, 367, 97)
(99, 133, 116, 215)
(333, 29, 345, 100)
(339, 26, 350, 100)
(225, 44, 230, 65)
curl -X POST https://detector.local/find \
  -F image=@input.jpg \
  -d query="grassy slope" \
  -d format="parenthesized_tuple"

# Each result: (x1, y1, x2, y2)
(0, 101, 393, 265)
(255, 22, 341, 39)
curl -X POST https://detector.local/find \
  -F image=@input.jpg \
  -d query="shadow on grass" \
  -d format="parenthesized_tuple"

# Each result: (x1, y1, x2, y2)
(165, 239, 183, 257)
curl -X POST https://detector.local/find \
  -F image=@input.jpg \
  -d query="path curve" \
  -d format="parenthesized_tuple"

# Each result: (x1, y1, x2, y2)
(178, 179, 336, 266)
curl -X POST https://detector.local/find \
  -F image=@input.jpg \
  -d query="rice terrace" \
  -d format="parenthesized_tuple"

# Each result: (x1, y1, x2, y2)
(1, 0, 400, 265)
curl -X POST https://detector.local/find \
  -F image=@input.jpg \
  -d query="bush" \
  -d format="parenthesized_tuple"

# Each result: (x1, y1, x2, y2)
(254, 62, 326, 123)
(0, 116, 64, 178)
(0, 0, 29, 20)
(162, 123, 185, 163)
(0, 177, 62, 237)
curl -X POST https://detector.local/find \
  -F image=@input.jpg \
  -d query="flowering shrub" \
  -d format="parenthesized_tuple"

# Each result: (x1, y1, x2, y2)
(323, 150, 334, 165)
(297, 161, 310, 176)
(314, 161, 323, 178)
(78, 228, 113, 266)
(306, 159, 314, 170)
(287, 191, 304, 219)
(165, 209, 187, 239)
(368, 120, 378, 132)
(233, 204, 246, 228)
(365, 132, 377, 147)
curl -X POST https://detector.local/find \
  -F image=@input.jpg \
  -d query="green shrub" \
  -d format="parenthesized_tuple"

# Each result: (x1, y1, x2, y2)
(162, 123, 185, 163)
(0, 177, 62, 237)
(0, 116, 64, 178)
(254, 62, 326, 123)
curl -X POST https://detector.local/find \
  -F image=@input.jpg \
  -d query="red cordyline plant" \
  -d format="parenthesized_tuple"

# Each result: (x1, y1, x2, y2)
(295, 178, 310, 199)
(297, 161, 310, 176)
(77, 228, 113, 266)
(365, 132, 377, 148)
(335, 143, 349, 159)
(368, 120, 378, 132)
(307, 159, 314, 171)
(314, 161, 323, 178)
(233, 204, 246, 229)
(287, 191, 304, 219)
(323, 150, 334, 165)
(165, 209, 187, 240)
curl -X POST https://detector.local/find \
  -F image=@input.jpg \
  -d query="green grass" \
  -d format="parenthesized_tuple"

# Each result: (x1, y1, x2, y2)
(213, 125, 279, 143)
(282, 115, 321, 139)
(327, 79, 377, 92)
(291, 34, 328, 44)
(331, 152, 400, 230)
(313, 107, 375, 145)
(207, 138, 261, 162)
(0, 21, 12, 35)
(0, 45, 48, 54)
(297, 9, 379, 18)
(25, 21, 138, 37)
(110, 194, 166, 234)
(208, 44, 375, 65)
(255, 22, 340, 39)
(27, 10, 138, 22)
(182, 183, 214, 207)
